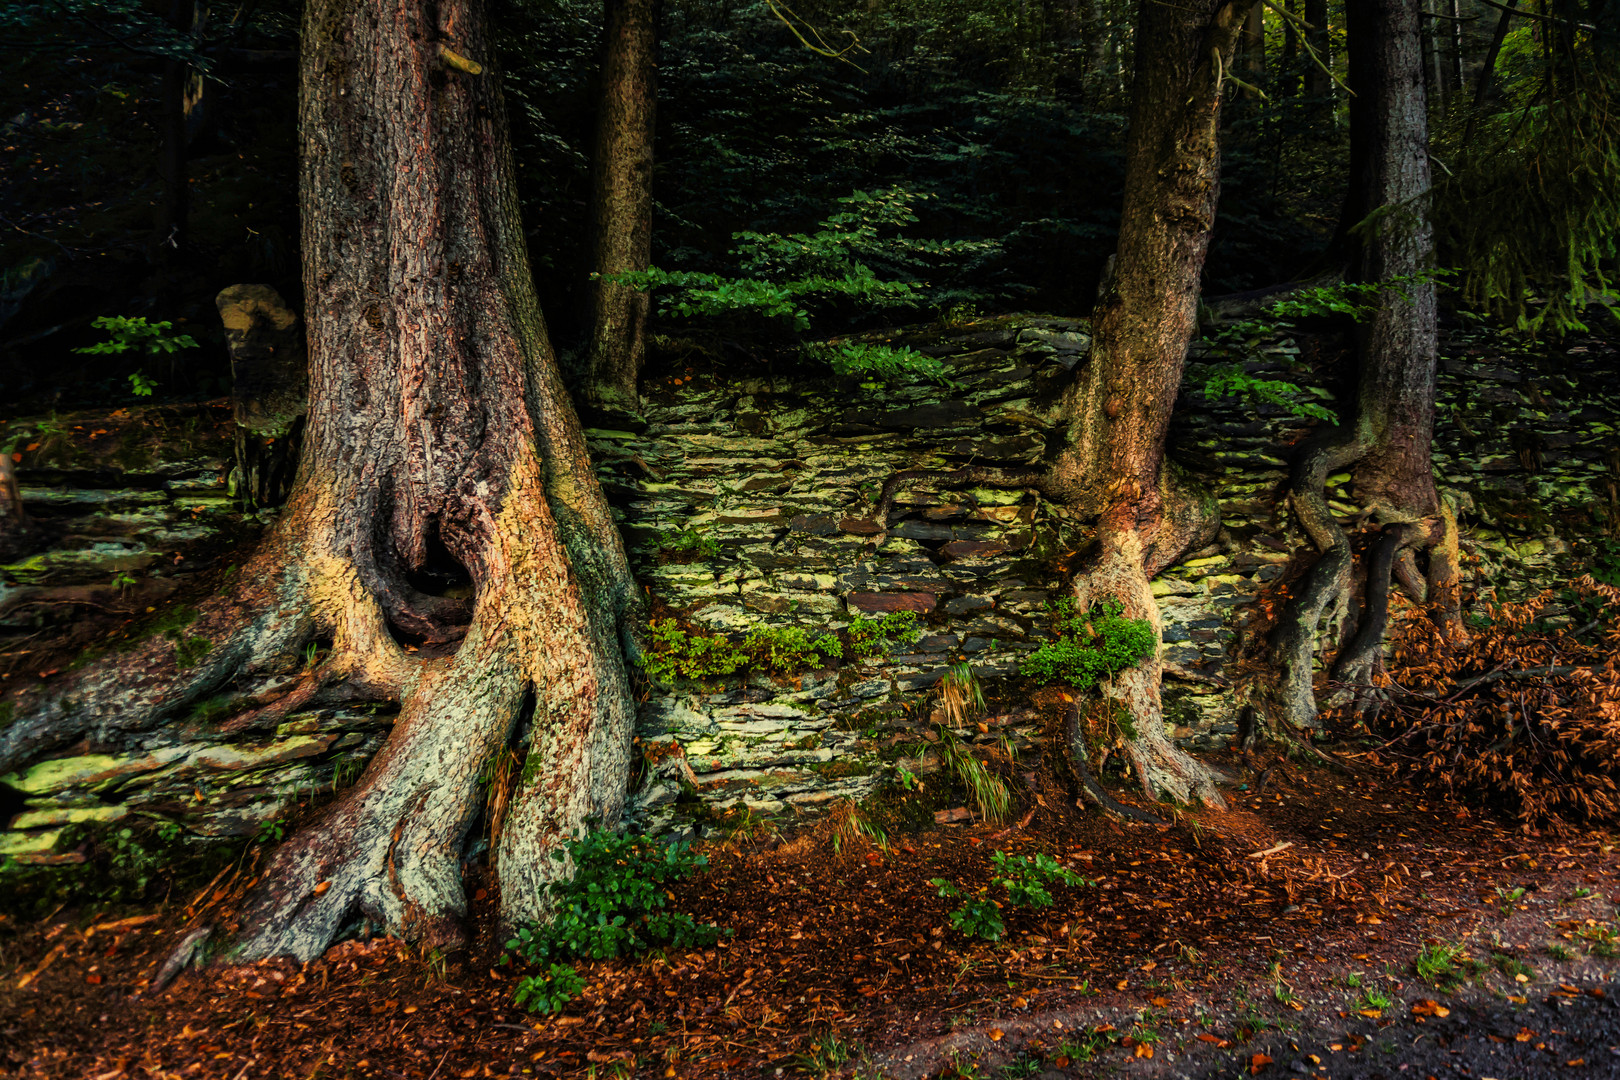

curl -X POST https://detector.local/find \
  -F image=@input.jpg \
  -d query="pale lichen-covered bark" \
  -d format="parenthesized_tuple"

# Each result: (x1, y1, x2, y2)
(1045, 0, 1253, 808)
(3, 0, 640, 964)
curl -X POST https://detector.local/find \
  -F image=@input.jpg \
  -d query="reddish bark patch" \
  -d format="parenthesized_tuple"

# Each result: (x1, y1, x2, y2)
(848, 591, 938, 614)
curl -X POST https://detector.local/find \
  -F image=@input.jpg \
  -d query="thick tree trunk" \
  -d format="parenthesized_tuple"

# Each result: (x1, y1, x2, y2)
(583, 0, 659, 414)
(1, 0, 641, 963)
(1268, 0, 1459, 731)
(1048, 0, 1252, 808)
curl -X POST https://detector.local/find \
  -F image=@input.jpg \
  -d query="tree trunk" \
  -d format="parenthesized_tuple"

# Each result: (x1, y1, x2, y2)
(583, 0, 659, 414)
(1304, 0, 1333, 114)
(1, 0, 641, 963)
(1048, 0, 1253, 808)
(1268, 0, 1459, 731)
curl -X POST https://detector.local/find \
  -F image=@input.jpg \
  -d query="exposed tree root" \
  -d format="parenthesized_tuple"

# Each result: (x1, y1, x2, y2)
(1266, 427, 1369, 733)
(1061, 701, 1163, 824)
(1328, 521, 1423, 714)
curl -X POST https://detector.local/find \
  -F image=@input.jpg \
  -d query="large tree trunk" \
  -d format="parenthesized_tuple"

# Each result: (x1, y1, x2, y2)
(1268, 0, 1460, 732)
(1303, 0, 1333, 121)
(582, 0, 659, 414)
(1047, 0, 1253, 808)
(1, 0, 641, 963)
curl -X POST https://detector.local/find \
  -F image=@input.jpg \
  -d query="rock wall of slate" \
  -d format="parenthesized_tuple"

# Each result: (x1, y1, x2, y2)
(2, 316, 1616, 858)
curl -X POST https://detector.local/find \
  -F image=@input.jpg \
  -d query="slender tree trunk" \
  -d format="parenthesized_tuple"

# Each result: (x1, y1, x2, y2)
(1472, 0, 1521, 114)
(1304, 0, 1333, 117)
(1242, 4, 1266, 96)
(2, 0, 642, 962)
(1047, 0, 1253, 807)
(1269, 0, 1460, 731)
(583, 0, 659, 414)
(150, 0, 199, 271)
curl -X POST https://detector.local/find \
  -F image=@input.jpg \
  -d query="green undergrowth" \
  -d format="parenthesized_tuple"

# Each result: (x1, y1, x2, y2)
(502, 829, 727, 1015)
(930, 849, 1095, 941)
(0, 819, 239, 919)
(643, 611, 921, 683)
(1020, 598, 1155, 690)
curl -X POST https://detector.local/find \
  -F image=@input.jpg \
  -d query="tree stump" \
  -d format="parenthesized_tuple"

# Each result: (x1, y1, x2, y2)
(217, 285, 307, 508)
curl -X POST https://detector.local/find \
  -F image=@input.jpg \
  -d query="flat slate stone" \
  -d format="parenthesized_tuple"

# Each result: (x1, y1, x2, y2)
(848, 591, 938, 614)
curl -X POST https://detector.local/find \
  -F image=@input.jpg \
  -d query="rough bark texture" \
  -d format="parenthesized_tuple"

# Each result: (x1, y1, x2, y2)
(1046, 0, 1252, 808)
(1, 0, 640, 963)
(1268, 0, 1458, 732)
(583, 0, 659, 414)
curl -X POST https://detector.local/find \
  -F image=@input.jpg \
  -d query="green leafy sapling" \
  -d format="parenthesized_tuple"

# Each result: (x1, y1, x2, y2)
(502, 829, 726, 1014)
(73, 315, 198, 397)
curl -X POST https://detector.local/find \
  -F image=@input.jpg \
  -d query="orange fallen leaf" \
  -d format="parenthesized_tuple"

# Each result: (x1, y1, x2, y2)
(1135, 1043, 1153, 1059)
(313, 880, 331, 897)
(1151, 996, 1169, 1006)
(1196, 1033, 1222, 1044)
(1250, 1052, 1273, 1073)
(988, 1028, 1003, 1042)
(1358, 1008, 1382, 1018)
(1412, 999, 1450, 1018)
(1516, 1028, 1535, 1042)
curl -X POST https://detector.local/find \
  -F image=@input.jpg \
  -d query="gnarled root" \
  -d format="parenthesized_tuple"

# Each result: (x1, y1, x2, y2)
(1069, 494, 1227, 810)
(1328, 521, 1423, 716)
(1266, 427, 1369, 733)
(235, 618, 525, 961)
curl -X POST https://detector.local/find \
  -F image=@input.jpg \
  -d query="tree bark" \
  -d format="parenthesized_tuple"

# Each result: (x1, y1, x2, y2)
(1047, 0, 1253, 808)
(583, 0, 659, 414)
(1304, 0, 1333, 113)
(1, 0, 641, 962)
(1268, 0, 1459, 731)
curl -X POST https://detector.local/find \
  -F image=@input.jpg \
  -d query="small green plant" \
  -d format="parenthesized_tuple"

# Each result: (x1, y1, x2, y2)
(1344, 971, 1364, 988)
(990, 850, 1093, 908)
(1570, 885, 1596, 900)
(512, 963, 586, 1015)
(743, 624, 843, 673)
(641, 620, 843, 682)
(1579, 924, 1618, 957)
(1496, 885, 1527, 914)
(642, 619, 749, 681)
(659, 527, 721, 559)
(1494, 953, 1534, 980)
(255, 819, 286, 845)
(1546, 942, 1577, 961)
(1414, 941, 1463, 986)
(847, 611, 922, 659)
(793, 1029, 857, 1077)
(930, 877, 1006, 941)
(111, 570, 138, 593)
(1020, 598, 1155, 690)
(502, 829, 726, 1014)
(931, 848, 1093, 941)
(934, 726, 1010, 822)
(1358, 987, 1394, 1012)
(73, 315, 198, 397)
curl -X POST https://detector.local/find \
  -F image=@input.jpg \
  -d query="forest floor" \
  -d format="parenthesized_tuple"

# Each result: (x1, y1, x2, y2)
(3, 757, 1619, 1080)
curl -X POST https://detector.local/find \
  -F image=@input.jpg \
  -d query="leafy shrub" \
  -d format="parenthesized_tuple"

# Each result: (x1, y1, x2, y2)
(610, 188, 983, 385)
(1020, 598, 1155, 690)
(503, 829, 726, 1014)
(643, 619, 749, 681)
(743, 624, 842, 673)
(847, 611, 922, 659)
(659, 528, 721, 559)
(930, 848, 1094, 941)
(72, 315, 198, 397)
(803, 340, 955, 386)
(642, 619, 843, 682)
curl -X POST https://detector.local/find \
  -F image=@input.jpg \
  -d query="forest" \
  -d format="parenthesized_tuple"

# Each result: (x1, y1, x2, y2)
(3, 0, 1620, 1076)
